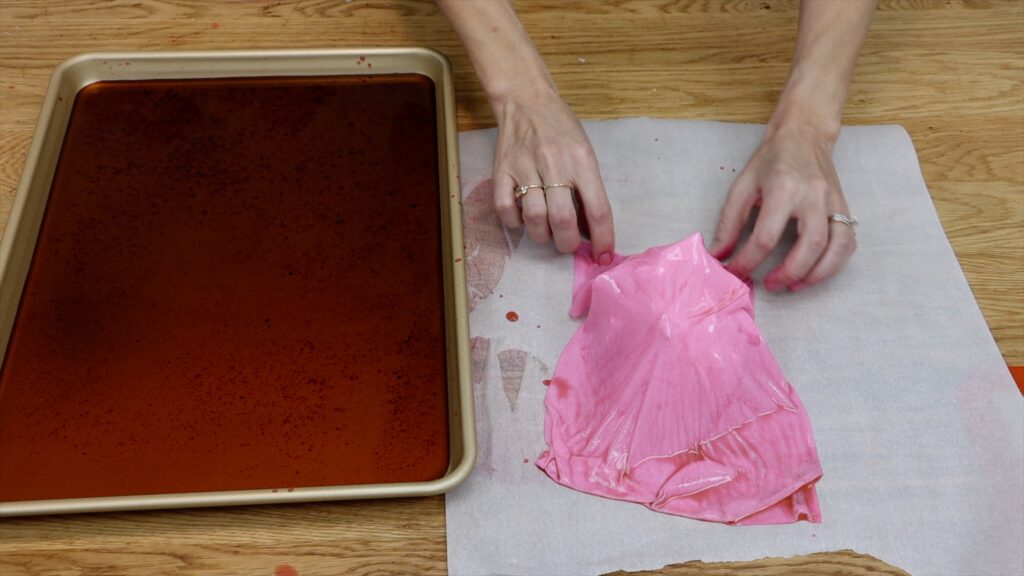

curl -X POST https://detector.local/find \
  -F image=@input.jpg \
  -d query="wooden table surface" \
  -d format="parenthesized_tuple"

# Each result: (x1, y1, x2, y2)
(0, 1, 1020, 574)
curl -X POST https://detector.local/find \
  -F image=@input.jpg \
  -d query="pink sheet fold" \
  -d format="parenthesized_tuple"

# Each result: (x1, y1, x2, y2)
(537, 233, 823, 525)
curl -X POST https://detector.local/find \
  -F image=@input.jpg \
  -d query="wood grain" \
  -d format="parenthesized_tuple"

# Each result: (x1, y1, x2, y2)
(0, 1, 1020, 574)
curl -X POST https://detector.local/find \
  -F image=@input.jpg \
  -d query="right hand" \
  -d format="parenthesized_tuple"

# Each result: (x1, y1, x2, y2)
(490, 86, 615, 264)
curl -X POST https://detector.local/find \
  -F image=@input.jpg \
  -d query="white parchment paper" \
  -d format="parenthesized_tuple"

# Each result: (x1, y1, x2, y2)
(446, 119, 1024, 576)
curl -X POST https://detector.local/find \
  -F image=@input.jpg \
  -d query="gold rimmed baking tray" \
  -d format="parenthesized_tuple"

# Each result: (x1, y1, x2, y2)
(0, 49, 473, 516)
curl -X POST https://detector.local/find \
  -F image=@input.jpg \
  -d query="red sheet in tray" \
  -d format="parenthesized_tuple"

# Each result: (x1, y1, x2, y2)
(0, 75, 450, 501)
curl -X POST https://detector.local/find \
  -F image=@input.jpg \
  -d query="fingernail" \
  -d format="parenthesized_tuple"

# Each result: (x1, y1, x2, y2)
(597, 253, 612, 266)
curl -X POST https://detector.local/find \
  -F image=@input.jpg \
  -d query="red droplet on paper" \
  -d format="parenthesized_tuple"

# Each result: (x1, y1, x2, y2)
(522, 458, 529, 464)
(506, 311, 519, 322)
(542, 379, 552, 386)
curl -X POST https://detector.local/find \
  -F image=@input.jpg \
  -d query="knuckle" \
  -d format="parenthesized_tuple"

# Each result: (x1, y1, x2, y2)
(845, 234, 859, 254)
(752, 231, 777, 252)
(806, 177, 830, 196)
(522, 203, 547, 223)
(528, 226, 551, 243)
(548, 207, 576, 229)
(768, 173, 798, 197)
(834, 231, 856, 252)
(805, 230, 828, 252)
(494, 195, 516, 214)
(555, 234, 581, 253)
(570, 144, 594, 164)
(586, 201, 612, 226)
(536, 142, 562, 162)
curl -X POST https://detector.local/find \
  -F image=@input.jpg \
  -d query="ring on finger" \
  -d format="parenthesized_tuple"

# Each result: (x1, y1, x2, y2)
(514, 184, 544, 200)
(829, 213, 858, 235)
(542, 182, 573, 191)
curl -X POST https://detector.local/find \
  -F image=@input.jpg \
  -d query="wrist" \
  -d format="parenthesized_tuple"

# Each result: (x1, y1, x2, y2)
(480, 52, 558, 111)
(767, 76, 844, 145)
(487, 73, 559, 117)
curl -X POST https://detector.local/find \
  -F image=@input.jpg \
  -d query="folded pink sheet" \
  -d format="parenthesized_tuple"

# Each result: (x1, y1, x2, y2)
(537, 233, 823, 525)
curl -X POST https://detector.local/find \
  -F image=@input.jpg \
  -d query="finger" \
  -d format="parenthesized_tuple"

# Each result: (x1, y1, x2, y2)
(492, 163, 522, 229)
(517, 172, 551, 244)
(543, 184, 581, 253)
(763, 207, 829, 292)
(711, 171, 759, 260)
(790, 219, 858, 290)
(725, 197, 792, 280)
(572, 155, 615, 263)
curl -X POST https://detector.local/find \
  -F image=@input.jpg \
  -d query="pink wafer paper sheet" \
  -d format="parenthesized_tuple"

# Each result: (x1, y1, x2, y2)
(538, 235, 822, 525)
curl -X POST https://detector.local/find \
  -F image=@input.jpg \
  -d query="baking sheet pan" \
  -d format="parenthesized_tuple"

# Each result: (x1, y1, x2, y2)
(0, 49, 473, 516)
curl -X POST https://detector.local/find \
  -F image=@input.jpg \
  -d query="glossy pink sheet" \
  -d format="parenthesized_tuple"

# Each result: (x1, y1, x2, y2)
(537, 233, 823, 525)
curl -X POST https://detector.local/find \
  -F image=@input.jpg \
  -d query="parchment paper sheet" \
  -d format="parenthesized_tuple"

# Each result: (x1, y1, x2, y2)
(446, 119, 1024, 576)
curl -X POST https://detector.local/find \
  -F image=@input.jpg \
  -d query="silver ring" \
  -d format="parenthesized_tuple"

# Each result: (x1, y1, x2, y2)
(542, 183, 573, 191)
(829, 213, 858, 227)
(514, 184, 544, 200)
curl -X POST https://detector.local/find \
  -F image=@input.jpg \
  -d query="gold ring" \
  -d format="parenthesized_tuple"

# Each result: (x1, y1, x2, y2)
(542, 183, 573, 191)
(514, 184, 544, 200)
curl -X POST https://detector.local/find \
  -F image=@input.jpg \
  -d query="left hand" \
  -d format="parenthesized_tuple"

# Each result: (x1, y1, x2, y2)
(710, 122, 856, 292)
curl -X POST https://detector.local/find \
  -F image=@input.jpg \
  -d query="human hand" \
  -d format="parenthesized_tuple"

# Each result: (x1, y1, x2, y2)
(710, 123, 856, 292)
(491, 86, 615, 263)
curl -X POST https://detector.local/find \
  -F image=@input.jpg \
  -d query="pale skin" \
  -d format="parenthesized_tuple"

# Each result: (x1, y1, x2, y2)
(438, 0, 877, 290)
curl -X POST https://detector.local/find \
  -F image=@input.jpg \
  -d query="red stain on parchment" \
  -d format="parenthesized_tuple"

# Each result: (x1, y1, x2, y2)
(498, 349, 528, 412)
(470, 337, 490, 388)
(463, 179, 523, 312)
(505, 311, 519, 322)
